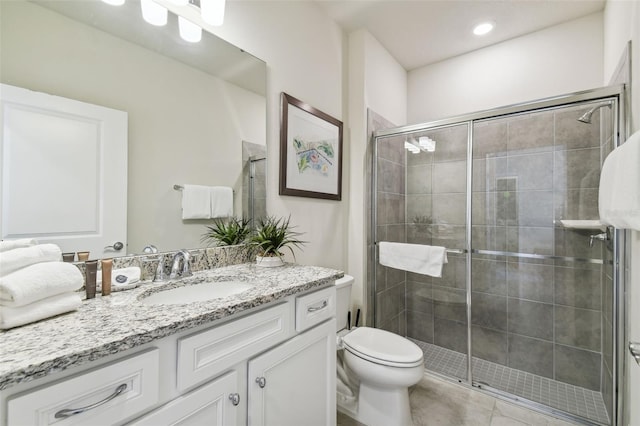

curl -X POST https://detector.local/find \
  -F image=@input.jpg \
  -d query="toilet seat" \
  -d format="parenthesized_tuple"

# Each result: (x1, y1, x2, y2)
(342, 327, 423, 368)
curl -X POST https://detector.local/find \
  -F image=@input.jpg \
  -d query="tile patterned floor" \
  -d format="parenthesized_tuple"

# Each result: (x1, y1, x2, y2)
(337, 373, 581, 426)
(410, 340, 609, 425)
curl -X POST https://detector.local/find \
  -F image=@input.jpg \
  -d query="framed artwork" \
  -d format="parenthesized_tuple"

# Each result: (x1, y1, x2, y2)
(279, 92, 343, 201)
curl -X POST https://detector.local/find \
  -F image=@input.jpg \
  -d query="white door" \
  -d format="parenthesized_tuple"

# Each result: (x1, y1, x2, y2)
(247, 320, 336, 426)
(129, 371, 240, 426)
(628, 232, 640, 425)
(0, 84, 127, 258)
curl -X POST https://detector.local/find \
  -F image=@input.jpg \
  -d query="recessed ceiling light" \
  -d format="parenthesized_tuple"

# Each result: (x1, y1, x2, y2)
(473, 22, 495, 36)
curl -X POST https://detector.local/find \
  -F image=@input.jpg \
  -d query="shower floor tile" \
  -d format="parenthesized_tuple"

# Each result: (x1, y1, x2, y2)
(410, 339, 610, 425)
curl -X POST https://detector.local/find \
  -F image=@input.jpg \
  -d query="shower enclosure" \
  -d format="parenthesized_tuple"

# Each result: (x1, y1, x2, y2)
(371, 86, 626, 425)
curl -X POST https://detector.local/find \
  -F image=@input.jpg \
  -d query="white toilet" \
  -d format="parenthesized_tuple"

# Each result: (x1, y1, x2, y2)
(336, 275, 424, 426)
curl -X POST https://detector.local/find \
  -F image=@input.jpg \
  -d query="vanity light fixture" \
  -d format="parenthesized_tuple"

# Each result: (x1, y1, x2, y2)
(178, 16, 202, 42)
(473, 21, 495, 36)
(141, 0, 168, 26)
(167, 0, 189, 5)
(101, 0, 125, 5)
(201, 0, 226, 26)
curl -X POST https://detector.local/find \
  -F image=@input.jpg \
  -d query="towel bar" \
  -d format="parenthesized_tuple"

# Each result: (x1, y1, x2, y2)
(174, 184, 234, 193)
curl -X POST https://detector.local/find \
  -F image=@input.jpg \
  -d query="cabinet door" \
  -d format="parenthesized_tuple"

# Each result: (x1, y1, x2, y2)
(248, 319, 336, 426)
(129, 371, 240, 426)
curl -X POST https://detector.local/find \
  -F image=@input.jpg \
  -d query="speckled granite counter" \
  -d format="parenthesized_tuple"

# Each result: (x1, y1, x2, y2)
(0, 263, 342, 391)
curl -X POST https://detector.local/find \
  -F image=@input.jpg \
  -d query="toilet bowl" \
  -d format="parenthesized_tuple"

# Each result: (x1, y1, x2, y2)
(335, 276, 424, 426)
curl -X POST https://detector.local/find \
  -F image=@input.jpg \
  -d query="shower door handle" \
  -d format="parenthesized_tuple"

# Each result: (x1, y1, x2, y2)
(630, 342, 640, 366)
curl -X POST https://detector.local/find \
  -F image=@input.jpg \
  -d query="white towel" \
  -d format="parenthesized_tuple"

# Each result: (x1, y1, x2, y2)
(210, 186, 233, 218)
(379, 242, 448, 277)
(0, 238, 38, 253)
(0, 244, 62, 278)
(599, 130, 640, 231)
(0, 261, 83, 307)
(181, 184, 212, 219)
(0, 292, 82, 330)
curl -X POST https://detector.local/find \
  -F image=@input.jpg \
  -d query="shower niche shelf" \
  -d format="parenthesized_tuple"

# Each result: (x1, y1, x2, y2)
(557, 219, 607, 230)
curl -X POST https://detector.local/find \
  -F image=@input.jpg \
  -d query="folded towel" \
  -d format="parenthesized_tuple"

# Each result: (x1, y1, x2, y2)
(599, 130, 640, 230)
(0, 292, 82, 330)
(210, 186, 233, 218)
(181, 184, 212, 219)
(0, 244, 62, 278)
(0, 238, 38, 253)
(379, 242, 448, 277)
(97, 266, 141, 291)
(0, 261, 83, 307)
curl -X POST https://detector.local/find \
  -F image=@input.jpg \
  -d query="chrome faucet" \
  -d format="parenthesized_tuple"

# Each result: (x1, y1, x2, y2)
(169, 249, 192, 280)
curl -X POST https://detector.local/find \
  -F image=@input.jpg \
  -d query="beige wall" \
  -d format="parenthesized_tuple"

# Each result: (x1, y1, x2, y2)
(184, 1, 348, 270)
(408, 12, 604, 122)
(603, 2, 640, 425)
(0, 1, 265, 254)
(347, 30, 408, 321)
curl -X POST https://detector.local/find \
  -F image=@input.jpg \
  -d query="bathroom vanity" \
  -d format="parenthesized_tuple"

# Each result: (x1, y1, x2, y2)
(0, 263, 341, 426)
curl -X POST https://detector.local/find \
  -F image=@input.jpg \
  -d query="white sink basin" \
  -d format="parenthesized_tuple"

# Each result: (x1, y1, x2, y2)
(141, 281, 252, 305)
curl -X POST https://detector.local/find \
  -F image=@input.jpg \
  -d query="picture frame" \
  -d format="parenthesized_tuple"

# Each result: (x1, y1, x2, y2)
(279, 92, 343, 201)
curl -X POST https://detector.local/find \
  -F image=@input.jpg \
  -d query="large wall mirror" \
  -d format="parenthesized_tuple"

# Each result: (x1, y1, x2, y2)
(0, 0, 266, 257)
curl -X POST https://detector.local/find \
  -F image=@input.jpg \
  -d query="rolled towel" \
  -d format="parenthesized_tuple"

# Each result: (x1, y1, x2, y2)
(0, 292, 82, 330)
(0, 262, 83, 307)
(0, 244, 62, 278)
(0, 238, 38, 253)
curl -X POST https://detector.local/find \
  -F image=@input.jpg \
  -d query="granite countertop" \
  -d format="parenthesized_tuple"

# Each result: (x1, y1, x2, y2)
(0, 263, 343, 391)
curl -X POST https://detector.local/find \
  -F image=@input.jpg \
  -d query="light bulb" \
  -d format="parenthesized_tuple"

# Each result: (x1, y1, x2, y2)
(201, 0, 226, 26)
(473, 22, 494, 36)
(141, 0, 168, 26)
(101, 0, 125, 5)
(178, 16, 202, 43)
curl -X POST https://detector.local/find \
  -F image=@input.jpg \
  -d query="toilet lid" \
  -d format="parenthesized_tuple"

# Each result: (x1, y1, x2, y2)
(342, 327, 423, 367)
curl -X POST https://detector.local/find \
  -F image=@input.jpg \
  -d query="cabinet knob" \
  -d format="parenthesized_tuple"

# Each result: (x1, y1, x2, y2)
(255, 376, 266, 388)
(228, 393, 241, 406)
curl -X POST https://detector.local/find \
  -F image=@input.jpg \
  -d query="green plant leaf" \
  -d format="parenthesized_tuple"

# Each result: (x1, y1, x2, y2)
(201, 217, 251, 246)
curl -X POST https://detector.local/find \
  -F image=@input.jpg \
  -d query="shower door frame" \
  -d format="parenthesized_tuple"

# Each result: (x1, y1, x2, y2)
(371, 84, 627, 425)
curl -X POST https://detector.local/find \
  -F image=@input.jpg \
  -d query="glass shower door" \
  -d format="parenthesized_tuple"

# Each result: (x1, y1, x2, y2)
(374, 122, 470, 382)
(469, 101, 615, 425)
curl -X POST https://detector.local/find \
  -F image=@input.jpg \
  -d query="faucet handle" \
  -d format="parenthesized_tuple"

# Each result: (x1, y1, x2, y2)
(154, 256, 168, 282)
(181, 249, 193, 278)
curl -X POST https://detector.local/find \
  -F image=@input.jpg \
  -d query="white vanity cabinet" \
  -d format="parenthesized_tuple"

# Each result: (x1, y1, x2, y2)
(247, 319, 336, 426)
(130, 285, 336, 426)
(1, 285, 337, 426)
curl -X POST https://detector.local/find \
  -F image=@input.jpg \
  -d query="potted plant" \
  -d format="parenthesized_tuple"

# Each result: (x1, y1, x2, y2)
(201, 217, 251, 246)
(250, 216, 305, 267)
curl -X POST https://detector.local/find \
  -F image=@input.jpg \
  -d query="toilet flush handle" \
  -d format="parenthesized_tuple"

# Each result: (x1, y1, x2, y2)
(256, 376, 267, 388)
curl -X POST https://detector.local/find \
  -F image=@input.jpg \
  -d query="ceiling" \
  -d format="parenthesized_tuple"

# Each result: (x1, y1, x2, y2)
(316, 0, 606, 71)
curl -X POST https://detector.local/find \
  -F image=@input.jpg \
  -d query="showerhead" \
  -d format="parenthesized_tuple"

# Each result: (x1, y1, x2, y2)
(577, 101, 613, 124)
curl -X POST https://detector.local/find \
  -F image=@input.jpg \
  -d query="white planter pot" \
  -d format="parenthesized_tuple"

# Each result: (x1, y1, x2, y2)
(256, 255, 284, 267)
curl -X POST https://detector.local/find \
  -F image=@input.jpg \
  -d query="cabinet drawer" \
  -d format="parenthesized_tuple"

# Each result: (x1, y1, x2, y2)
(295, 286, 336, 332)
(128, 370, 239, 426)
(7, 349, 159, 426)
(177, 302, 291, 391)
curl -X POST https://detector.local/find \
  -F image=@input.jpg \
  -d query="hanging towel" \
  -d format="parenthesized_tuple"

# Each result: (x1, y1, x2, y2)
(0, 261, 83, 307)
(379, 241, 448, 277)
(210, 186, 233, 218)
(0, 292, 82, 330)
(181, 184, 212, 219)
(0, 244, 62, 278)
(0, 238, 38, 253)
(599, 130, 640, 231)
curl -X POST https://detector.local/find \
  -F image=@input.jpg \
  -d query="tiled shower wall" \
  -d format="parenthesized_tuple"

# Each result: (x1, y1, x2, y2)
(374, 103, 614, 407)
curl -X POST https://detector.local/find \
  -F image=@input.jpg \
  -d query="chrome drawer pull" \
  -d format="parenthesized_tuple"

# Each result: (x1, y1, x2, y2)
(54, 383, 127, 419)
(308, 300, 328, 313)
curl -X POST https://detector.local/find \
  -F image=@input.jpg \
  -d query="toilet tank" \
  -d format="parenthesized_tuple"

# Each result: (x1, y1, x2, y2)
(335, 275, 354, 332)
